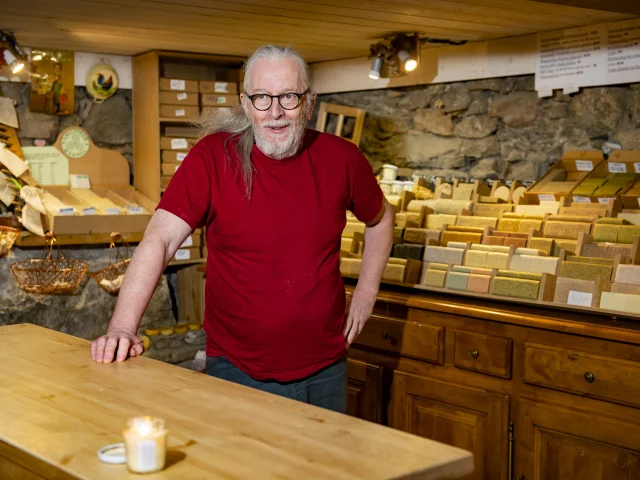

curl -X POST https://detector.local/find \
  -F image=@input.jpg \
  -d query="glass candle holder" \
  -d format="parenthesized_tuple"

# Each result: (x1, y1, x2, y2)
(122, 416, 167, 473)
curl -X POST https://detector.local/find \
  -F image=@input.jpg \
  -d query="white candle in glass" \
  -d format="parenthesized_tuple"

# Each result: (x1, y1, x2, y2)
(123, 416, 167, 473)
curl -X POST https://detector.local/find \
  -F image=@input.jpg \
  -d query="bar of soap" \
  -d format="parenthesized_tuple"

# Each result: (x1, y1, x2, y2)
(453, 266, 493, 275)
(617, 226, 640, 244)
(421, 269, 447, 288)
(464, 249, 488, 268)
(382, 263, 405, 282)
(611, 283, 640, 295)
(593, 224, 619, 243)
(615, 264, 640, 286)
(491, 276, 540, 300)
(618, 212, 640, 225)
(467, 274, 491, 293)
(518, 219, 543, 233)
(597, 218, 629, 225)
(441, 232, 483, 246)
(515, 248, 546, 256)
(486, 252, 510, 269)
(393, 227, 404, 244)
(446, 272, 469, 291)
(553, 239, 578, 256)
(426, 262, 449, 271)
(497, 270, 543, 281)
(600, 292, 640, 314)
(568, 256, 614, 266)
(470, 244, 492, 252)
(340, 237, 353, 252)
(553, 277, 598, 306)
(497, 218, 520, 232)
(474, 204, 514, 217)
(509, 254, 535, 272)
(559, 262, 613, 282)
(393, 244, 425, 261)
(396, 212, 420, 228)
(503, 237, 527, 249)
(456, 216, 498, 229)
(424, 246, 465, 265)
(406, 199, 433, 212)
(528, 238, 555, 256)
(404, 228, 428, 245)
(544, 221, 592, 240)
(484, 236, 506, 246)
(426, 214, 458, 230)
(435, 199, 474, 215)
(343, 221, 365, 238)
(447, 241, 468, 249)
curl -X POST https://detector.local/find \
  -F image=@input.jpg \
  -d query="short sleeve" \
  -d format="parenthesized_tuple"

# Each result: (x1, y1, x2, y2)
(348, 150, 384, 224)
(156, 139, 213, 230)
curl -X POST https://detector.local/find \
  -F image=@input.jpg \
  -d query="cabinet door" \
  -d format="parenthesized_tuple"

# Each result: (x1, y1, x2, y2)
(346, 358, 383, 423)
(392, 370, 509, 480)
(516, 399, 640, 480)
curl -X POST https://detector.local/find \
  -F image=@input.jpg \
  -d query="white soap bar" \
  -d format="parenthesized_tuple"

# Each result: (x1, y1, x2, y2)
(601, 292, 640, 314)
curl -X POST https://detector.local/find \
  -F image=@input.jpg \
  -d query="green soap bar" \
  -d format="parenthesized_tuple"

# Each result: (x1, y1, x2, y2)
(593, 224, 619, 243)
(451, 266, 473, 273)
(496, 270, 543, 281)
(597, 218, 628, 225)
(558, 262, 613, 281)
(446, 271, 469, 291)
(528, 238, 554, 255)
(618, 226, 640, 244)
(491, 276, 540, 300)
(567, 256, 615, 266)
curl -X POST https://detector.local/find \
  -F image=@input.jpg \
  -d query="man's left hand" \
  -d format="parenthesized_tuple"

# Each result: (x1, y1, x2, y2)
(344, 289, 377, 347)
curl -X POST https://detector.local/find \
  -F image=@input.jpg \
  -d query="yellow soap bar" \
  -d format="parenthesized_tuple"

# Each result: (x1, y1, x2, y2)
(343, 221, 365, 238)
(426, 214, 458, 230)
(600, 292, 640, 314)
(382, 263, 405, 282)
(421, 269, 447, 288)
(464, 249, 488, 268)
(486, 252, 510, 269)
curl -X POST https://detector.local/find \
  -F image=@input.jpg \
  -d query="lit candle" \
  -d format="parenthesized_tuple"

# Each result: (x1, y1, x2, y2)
(122, 416, 167, 473)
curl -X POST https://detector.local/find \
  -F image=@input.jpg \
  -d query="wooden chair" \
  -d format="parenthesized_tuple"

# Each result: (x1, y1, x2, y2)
(315, 103, 366, 147)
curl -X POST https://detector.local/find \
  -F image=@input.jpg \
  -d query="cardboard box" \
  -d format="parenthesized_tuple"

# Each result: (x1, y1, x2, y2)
(162, 150, 189, 163)
(160, 78, 199, 93)
(159, 91, 199, 106)
(160, 136, 197, 150)
(199, 81, 238, 94)
(162, 175, 173, 188)
(160, 105, 199, 119)
(163, 126, 198, 137)
(172, 246, 201, 262)
(180, 233, 202, 248)
(200, 93, 240, 107)
(162, 163, 181, 176)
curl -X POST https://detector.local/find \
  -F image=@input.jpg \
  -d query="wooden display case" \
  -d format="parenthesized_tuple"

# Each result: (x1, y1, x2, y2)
(132, 51, 245, 203)
(570, 150, 640, 203)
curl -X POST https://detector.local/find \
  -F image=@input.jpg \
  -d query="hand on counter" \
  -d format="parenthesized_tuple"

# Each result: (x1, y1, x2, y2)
(344, 289, 377, 347)
(90, 327, 145, 363)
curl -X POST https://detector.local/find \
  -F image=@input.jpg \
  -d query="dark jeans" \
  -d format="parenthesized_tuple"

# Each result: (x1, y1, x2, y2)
(205, 356, 347, 413)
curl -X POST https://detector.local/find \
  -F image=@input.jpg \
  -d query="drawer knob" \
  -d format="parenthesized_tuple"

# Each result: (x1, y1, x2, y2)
(584, 372, 595, 383)
(469, 349, 479, 359)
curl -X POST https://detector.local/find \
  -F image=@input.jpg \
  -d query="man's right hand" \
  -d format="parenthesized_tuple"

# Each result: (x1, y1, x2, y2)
(90, 327, 144, 363)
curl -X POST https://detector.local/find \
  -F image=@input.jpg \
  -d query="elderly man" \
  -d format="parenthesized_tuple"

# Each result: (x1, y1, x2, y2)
(91, 45, 394, 413)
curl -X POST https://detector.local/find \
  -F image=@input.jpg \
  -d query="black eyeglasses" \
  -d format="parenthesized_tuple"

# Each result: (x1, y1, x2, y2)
(246, 90, 309, 111)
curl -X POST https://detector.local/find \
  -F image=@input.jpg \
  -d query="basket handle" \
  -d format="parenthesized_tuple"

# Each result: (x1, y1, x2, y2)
(109, 232, 132, 264)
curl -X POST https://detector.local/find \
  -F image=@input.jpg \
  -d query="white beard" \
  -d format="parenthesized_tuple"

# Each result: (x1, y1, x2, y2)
(253, 117, 307, 160)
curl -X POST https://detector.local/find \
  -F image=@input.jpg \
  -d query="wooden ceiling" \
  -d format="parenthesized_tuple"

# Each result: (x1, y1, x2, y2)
(1, 0, 636, 63)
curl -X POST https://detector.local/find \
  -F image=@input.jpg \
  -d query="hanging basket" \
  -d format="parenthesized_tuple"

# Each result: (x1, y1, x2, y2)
(11, 233, 88, 294)
(0, 226, 19, 257)
(91, 232, 131, 295)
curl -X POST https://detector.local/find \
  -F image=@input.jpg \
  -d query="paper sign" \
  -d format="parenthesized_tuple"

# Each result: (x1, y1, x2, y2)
(70, 174, 91, 189)
(22, 146, 69, 185)
(575, 160, 594, 172)
(216, 97, 227, 104)
(634, 162, 640, 174)
(598, 197, 615, 204)
(127, 206, 143, 214)
(567, 290, 593, 307)
(608, 162, 627, 173)
(573, 196, 591, 203)
(170, 79, 185, 90)
(177, 92, 188, 101)
(175, 109, 185, 117)
(181, 236, 193, 248)
(82, 207, 96, 215)
(176, 152, 187, 161)
(214, 82, 229, 92)
(171, 139, 188, 150)
(58, 207, 75, 216)
(175, 249, 191, 260)
(105, 207, 120, 215)
(538, 194, 556, 202)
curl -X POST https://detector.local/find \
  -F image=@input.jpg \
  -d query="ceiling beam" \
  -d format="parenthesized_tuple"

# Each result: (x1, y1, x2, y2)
(529, 1, 640, 15)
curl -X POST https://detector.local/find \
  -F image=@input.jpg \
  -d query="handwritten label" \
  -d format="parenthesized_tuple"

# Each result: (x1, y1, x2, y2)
(171, 139, 188, 150)
(58, 207, 75, 216)
(608, 162, 627, 173)
(127, 206, 143, 214)
(105, 207, 120, 215)
(635, 162, 640, 174)
(567, 290, 593, 307)
(181, 236, 193, 248)
(598, 197, 615, 204)
(174, 249, 191, 261)
(177, 92, 188, 101)
(81, 207, 96, 215)
(214, 82, 229, 92)
(170, 79, 185, 90)
(216, 96, 227, 104)
(176, 152, 187, 161)
(70, 174, 90, 189)
(573, 196, 591, 203)
(538, 194, 556, 202)
(575, 160, 594, 172)
(175, 109, 185, 117)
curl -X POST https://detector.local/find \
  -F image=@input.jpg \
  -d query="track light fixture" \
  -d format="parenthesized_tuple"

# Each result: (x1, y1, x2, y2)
(367, 33, 467, 79)
(0, 31, 27, 75)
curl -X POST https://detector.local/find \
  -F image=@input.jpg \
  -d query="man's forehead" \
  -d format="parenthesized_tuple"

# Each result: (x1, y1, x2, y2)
(248, 58, 303, 90)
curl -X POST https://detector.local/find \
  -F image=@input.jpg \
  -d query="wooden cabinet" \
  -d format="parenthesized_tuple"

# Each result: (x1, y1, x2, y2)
(392, 371, 510, 480)
(346, 358, 383, 423)
(515, 399, 640, 480)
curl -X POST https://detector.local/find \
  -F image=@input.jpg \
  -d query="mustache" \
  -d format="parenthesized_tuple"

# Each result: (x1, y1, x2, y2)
(262, 120, 292, 128)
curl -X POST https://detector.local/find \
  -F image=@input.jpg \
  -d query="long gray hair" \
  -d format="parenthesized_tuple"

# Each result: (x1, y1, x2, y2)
(197, 45, 312, 198)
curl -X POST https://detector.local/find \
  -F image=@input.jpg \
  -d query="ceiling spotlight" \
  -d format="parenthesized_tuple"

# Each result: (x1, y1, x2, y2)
(0, 31, 27, 75)
(3, 49, 24, 74)
(32, 53, 43, 62)
(391, 34, 420, 74)
(369, 55, 383, 80)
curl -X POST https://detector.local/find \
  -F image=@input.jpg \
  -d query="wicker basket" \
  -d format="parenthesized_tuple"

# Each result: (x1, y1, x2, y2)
(10, 234, 88, 295)
(0, 226, 19, 257)
(91, 233, 132, 295)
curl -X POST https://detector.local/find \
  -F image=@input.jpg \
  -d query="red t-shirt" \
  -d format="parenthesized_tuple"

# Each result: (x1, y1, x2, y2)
(157, 129, 383, 381)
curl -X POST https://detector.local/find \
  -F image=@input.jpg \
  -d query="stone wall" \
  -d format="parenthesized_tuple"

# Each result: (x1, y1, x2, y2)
(315, 75, 640, 181)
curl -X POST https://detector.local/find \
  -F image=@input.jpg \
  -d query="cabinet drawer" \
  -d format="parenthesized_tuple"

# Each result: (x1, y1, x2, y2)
(356, 315, 444, 365)
(453, 330, 513, 379)
(524, 343, 640, 408)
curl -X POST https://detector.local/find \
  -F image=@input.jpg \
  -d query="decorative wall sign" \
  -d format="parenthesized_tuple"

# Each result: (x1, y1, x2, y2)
(86, 59, 119, 103)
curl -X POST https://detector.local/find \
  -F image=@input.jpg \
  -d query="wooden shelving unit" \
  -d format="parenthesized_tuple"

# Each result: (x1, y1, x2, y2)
(132, 50, 245, 203)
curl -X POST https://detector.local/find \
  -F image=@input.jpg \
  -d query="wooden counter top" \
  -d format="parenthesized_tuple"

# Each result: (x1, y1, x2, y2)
(0, 324, 473, 480)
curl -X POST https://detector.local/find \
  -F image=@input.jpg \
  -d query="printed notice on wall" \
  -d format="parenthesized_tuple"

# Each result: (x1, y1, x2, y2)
(22, 146, 70, 186)
(536, 18, 640, 95)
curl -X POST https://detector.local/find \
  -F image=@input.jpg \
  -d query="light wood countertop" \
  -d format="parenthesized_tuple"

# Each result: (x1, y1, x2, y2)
(0, 323, 473, 480)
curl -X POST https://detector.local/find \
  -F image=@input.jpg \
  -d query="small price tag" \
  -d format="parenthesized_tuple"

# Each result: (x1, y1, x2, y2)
(635, 162, 640, 174)
(175, 109, 185, 117)
(538, 194, 555, 202)
(575, 160, 593, 172)
(58, 207, 75, 216)
(177, 92, 188, 101)
(567, 290, 593, 307)
(81, 207, 96, 215)
(176, 152, 187, 161)
(127, 206, 143, 214)
(608, 162, 627, 173)
(175, 249, 191, 260)
(181, 236, 193, 248)
(105, 207, 120, 215)
(170, 79, 185, 90)
(598, 197, 615, 204)
(214, 82, 229, 92)
(573, 196, 591, 203)
(70, 174, 91, 189)
(171, 138, 188, 150)
(216, 96, 227, 104)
